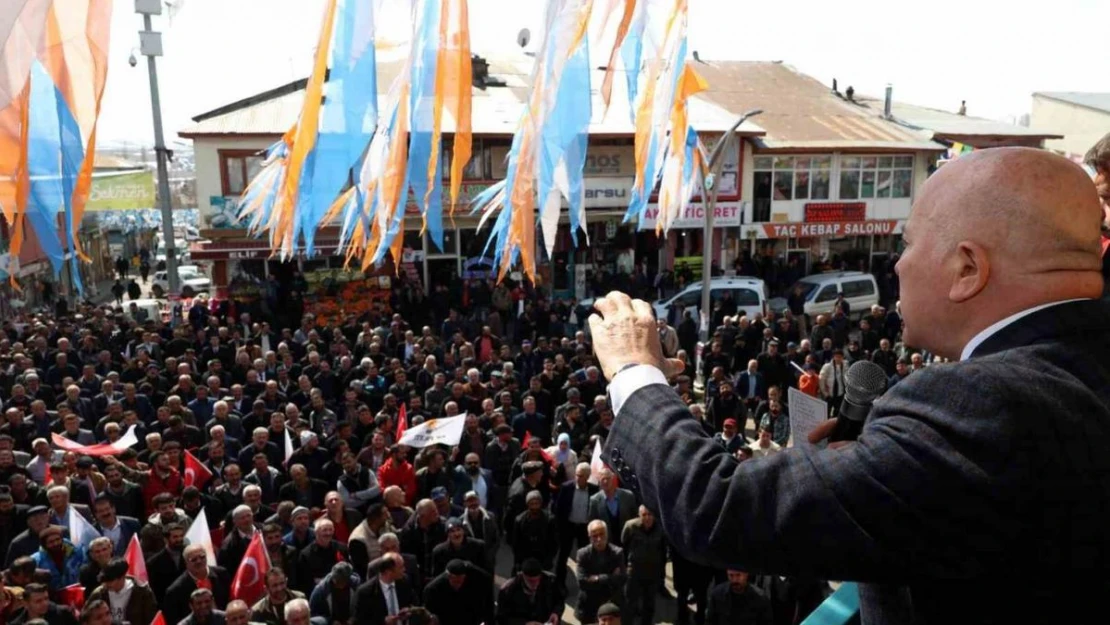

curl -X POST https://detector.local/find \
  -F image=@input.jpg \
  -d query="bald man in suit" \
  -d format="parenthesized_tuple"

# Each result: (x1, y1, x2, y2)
(588, 148, 1110, 625)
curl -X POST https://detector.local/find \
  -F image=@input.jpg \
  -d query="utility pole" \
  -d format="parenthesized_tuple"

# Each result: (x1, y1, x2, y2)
(695, 108, 763, 392)
(136, 0, 179, 297)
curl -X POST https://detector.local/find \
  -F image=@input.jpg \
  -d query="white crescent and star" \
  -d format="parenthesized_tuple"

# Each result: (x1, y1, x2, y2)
(240, 557, 260, 588)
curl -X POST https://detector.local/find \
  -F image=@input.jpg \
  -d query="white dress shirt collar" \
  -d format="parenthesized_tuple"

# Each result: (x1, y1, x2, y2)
(960, 299, 1088, 361)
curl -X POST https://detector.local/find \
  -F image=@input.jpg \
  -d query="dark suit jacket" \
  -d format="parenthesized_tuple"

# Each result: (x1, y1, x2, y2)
(554, 480, 598, 525)
(164, 566, 230, 625)
(96, 515, 141, 557)
(217, 528, 254, 571)
(353, 575, 417, 625)
(575, 544, 625, 622)
(734, 371, 766, 400)
(496, 572, 565, 625)
(587, 489, 637, 547)
(603, 299, 1110, 624)
(277, 478, 330, 509)
(4, 530, 39, 568)
(147, 547, 186, 603)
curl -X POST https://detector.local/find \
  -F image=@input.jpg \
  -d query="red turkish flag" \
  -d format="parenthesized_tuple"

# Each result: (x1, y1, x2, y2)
(58, 583, 85, 611)
(395, 403, 408, 441)
(522, 431, 556, 467)
(150, 611, 166, 625)
(125, 534, 148, 583)
(183, 449, 212, 489)
(230, 531, 270, 606)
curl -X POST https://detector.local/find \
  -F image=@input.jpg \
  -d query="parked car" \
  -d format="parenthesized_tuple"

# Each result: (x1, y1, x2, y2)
(579, 276, 768, 327)
(150, 270, 210, 298)
(119, 298, 168, 323)
(771, 271, 880, 319)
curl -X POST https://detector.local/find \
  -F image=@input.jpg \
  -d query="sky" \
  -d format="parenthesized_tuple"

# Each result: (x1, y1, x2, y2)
(97, 0, 1110, 146)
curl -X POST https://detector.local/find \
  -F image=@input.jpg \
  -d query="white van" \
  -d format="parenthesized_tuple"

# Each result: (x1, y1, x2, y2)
(578, 276, 768, 326)
(654, 276, 768, 324)
(121, 298, 167, 323)
(151, 270, 211, 298)
(785, 271, 879, 319)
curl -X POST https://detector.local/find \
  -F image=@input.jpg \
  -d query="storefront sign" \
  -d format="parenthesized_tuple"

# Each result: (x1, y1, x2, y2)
(193, 243, 342, 261)
(804, 202, 866, 223)
(87, 170, 156, 211)
(639, 202, 742, 229)
(584, 177, 633, 208)
(584, 146, 635, 176)
(492, 140, 740, 199)
(761, 220, 899, 239)
(491, 145, 637, 178)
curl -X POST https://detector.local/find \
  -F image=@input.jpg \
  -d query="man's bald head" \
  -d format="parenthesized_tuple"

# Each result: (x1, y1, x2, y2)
(897, 148, 1104, 359)
(924, 148, 1101, 267)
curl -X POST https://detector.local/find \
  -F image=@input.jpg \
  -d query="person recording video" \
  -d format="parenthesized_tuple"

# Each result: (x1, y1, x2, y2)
(587, 148, 1110, 625)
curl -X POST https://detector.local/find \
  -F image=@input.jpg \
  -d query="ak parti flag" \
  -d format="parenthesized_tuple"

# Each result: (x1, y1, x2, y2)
(588, 438, 617, 487)
(125, 533, 148, 583)
(230, 531, 270, 606)
(183, 449, 212, 489)
(284, 427, 294, 467)
(395, 402, 408, 441)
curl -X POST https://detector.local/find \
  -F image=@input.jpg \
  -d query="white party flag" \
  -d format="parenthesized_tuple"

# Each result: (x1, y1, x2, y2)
(397, 416, 466, 449)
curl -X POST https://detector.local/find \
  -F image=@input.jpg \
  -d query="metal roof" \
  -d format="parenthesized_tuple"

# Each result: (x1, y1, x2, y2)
(1034, 92, 1110, 115)
(855, 95, 1062, 139)
(179, 54, 768, 138)
(690, 61, 944, 151)
(182, 57, 763, 138)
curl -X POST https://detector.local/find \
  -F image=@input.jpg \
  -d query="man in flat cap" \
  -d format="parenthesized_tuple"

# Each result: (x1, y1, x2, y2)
(496, 559, 565, 625)
(422, 559, 492, 625)
(597, 603, 622, 625)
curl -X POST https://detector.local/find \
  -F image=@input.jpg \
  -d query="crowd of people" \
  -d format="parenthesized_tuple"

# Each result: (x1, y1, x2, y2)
(0, 240, 927, 625)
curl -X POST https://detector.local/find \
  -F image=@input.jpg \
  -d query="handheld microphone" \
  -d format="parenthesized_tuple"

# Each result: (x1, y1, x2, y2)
(830, 360, 888, 443)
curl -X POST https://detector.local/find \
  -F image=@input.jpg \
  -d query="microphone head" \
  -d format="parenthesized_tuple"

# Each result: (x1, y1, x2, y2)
(844, 360, 888, 405)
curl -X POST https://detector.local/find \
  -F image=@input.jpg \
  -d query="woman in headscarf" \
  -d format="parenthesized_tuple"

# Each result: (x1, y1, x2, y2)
(546, 433, 578, 485)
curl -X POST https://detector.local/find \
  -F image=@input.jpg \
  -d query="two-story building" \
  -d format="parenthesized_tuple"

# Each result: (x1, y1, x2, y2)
(1031, 92, 1110, 162)
(182, 56, 1060, 302)
(181, 55, 760, 300)
(693, 61, 1060, 295)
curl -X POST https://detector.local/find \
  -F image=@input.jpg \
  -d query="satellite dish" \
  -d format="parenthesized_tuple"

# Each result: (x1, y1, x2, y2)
(517, 28, 531, 49)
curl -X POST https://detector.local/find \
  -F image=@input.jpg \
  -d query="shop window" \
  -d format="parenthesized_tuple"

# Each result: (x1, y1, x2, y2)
(753, 155, 831, 205)
(426, 229, 458, 255)
(220, 151, 265, 196)
(839, 154, 913, 200)
(461, 227, 494, 260)
(753, 171, 773, 222)
(443, 139, 490, 180)
(403, 230, 424, 252)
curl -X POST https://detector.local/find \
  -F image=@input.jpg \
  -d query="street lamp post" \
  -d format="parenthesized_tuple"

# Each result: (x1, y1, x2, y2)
(696, 108, 763, 392)
(135, 0, 179, 297)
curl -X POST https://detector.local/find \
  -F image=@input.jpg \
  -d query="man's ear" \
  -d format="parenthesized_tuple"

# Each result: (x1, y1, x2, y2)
(949, 241, 990, 303)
